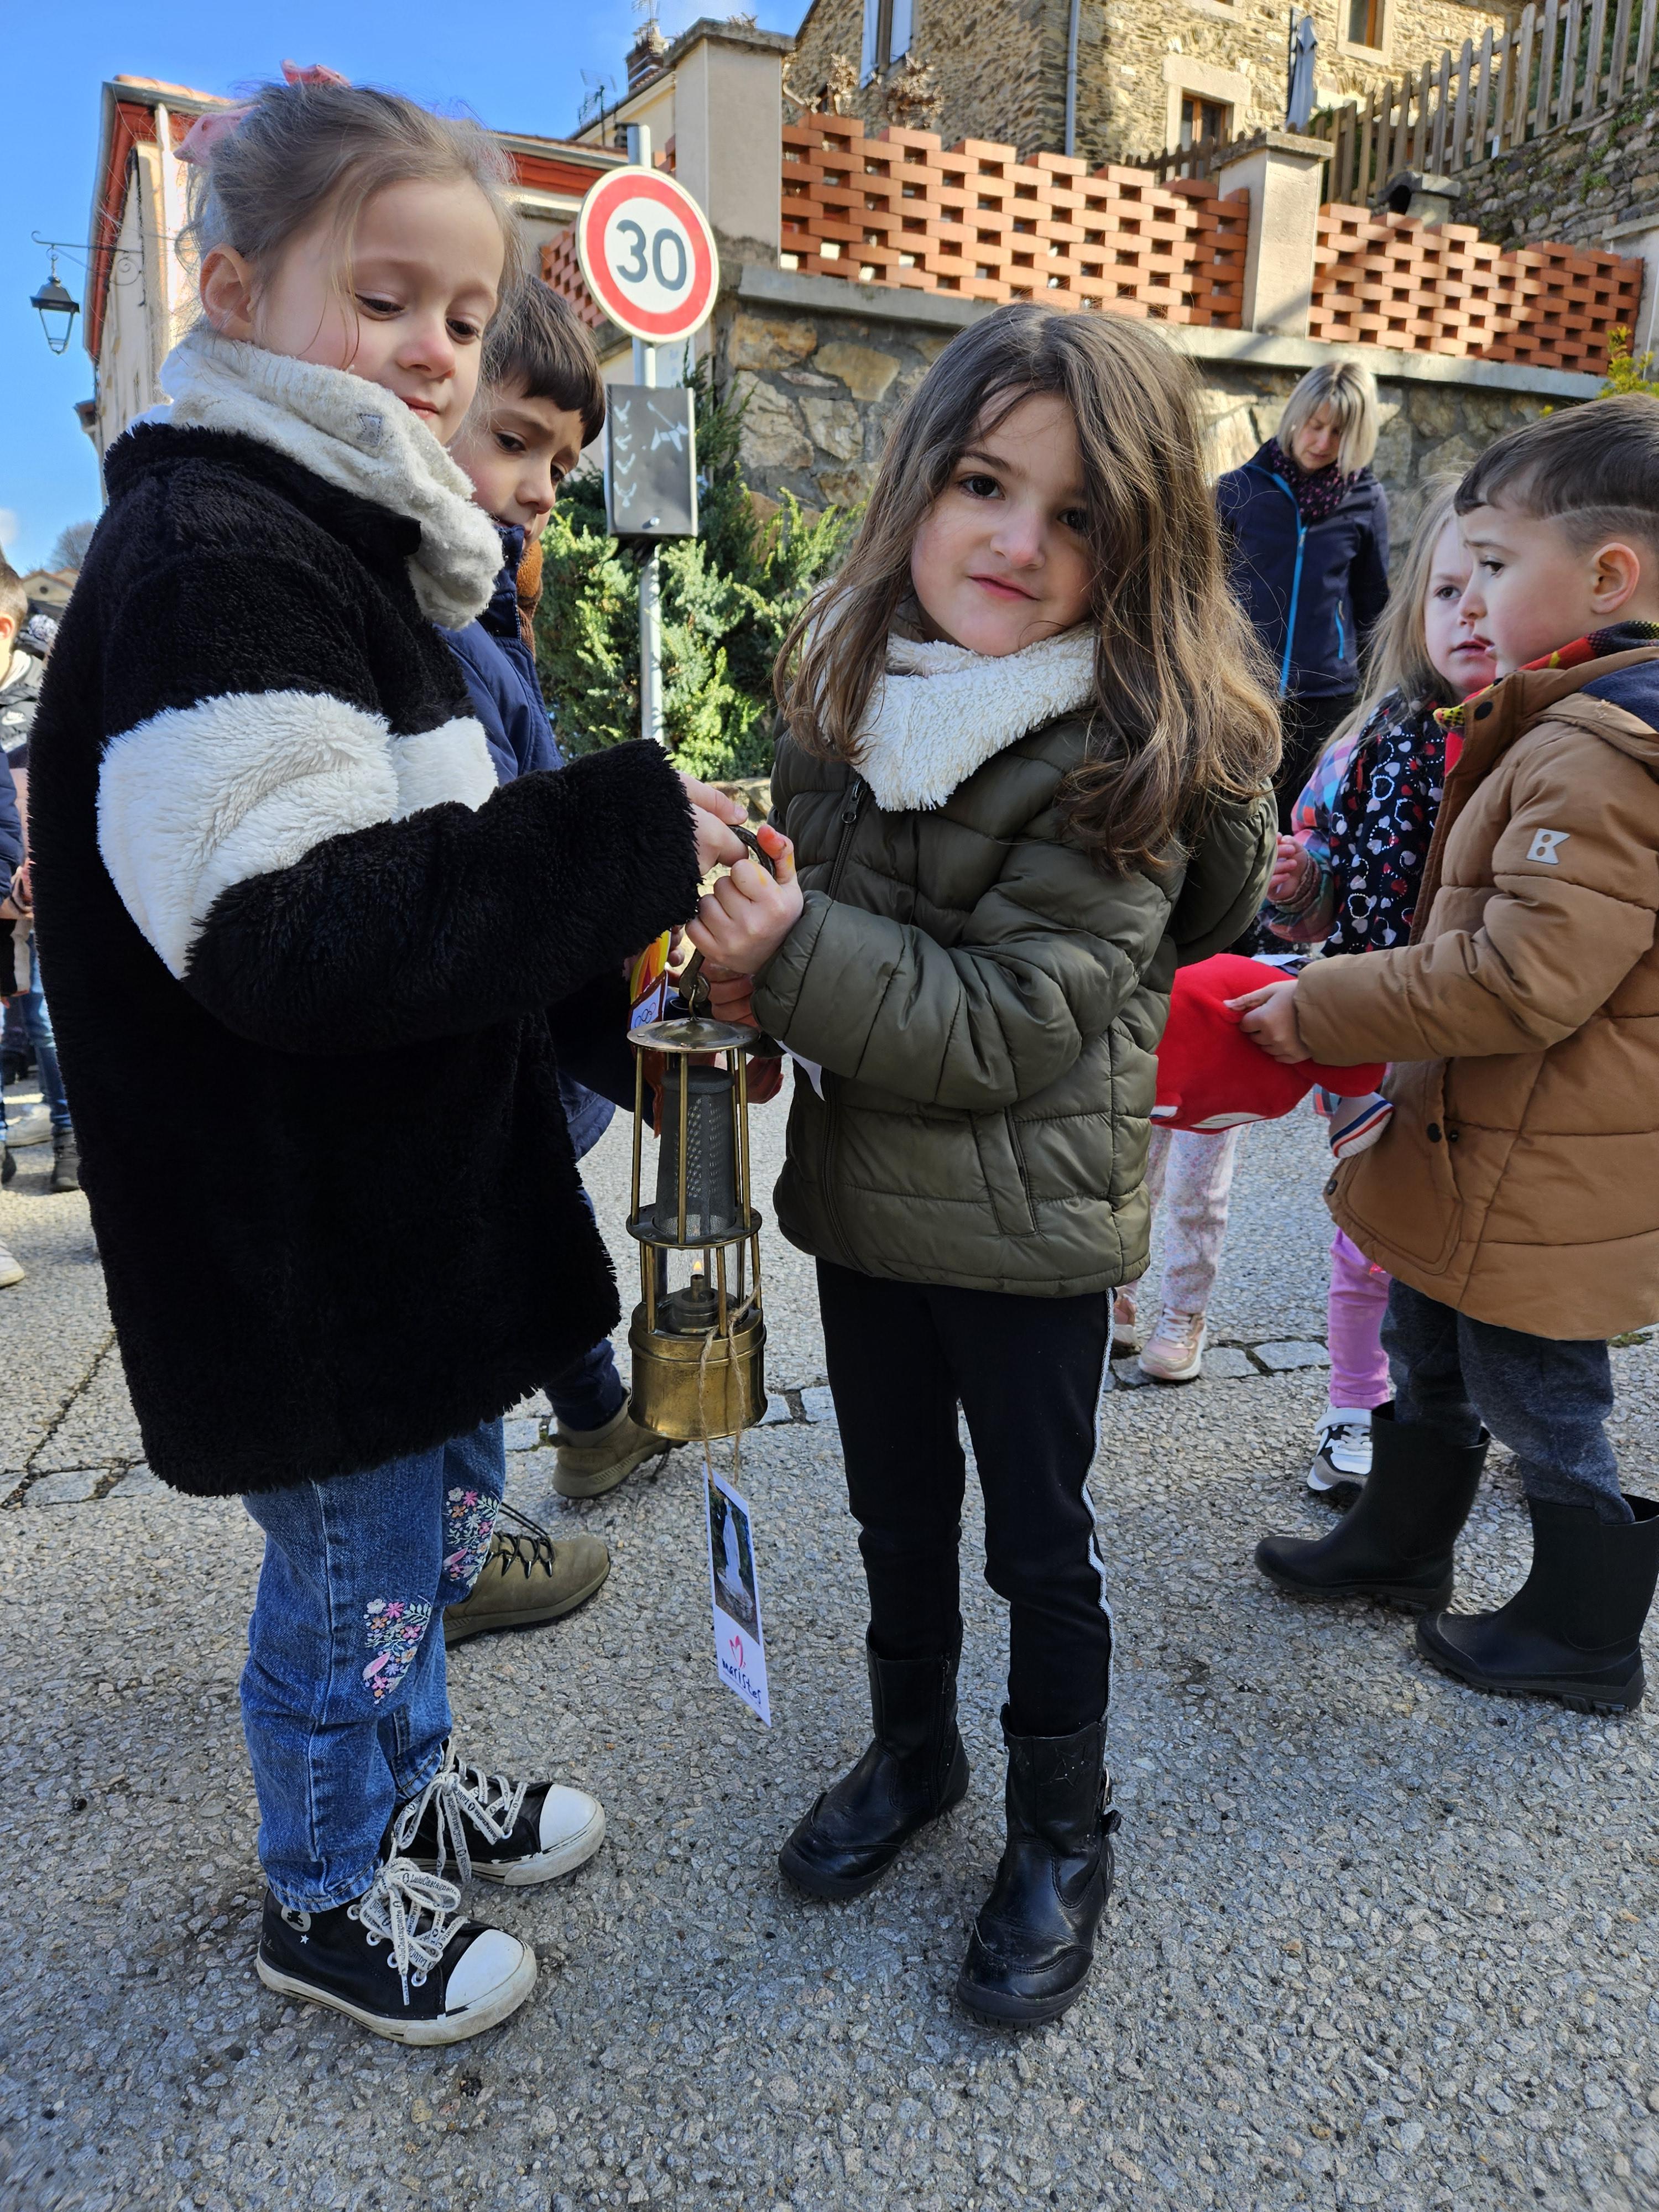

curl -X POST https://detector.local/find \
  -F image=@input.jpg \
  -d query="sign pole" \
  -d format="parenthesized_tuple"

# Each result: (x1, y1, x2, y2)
(580, 129, 715, 755)
(627, 123, 666, 750)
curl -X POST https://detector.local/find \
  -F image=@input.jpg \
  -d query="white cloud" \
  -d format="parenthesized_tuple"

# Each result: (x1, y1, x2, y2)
(0, 511, 17, 551)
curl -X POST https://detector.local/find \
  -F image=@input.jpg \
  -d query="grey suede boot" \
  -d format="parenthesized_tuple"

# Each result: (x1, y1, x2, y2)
(550, 1403, 674, 1499)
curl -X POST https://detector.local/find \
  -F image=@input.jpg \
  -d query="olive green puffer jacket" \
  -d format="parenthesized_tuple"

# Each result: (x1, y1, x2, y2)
(751, 719, 1276, 1296)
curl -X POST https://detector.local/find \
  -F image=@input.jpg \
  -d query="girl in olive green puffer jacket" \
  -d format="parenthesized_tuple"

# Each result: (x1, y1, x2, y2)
(687, 302, 1278, 2027)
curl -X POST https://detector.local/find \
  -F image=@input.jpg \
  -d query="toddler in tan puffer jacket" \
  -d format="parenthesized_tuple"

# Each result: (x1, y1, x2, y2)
(1233, 394, 1659, 1716)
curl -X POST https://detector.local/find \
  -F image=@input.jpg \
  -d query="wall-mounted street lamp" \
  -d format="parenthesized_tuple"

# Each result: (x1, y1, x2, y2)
(30, 255, 81, 356)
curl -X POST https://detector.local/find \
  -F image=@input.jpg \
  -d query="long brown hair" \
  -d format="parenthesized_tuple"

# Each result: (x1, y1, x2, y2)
(1323, 477, 1463, 758)
(775, 302, 1279, 871)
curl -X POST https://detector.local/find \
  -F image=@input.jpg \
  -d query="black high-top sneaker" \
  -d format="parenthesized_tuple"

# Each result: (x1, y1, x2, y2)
(257, 1857, 535, 2044)
(393, 1741, 606, 1888)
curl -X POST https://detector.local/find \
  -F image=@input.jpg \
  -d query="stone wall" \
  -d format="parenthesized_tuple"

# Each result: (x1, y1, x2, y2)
(789, 0, 1065, 160)
(1090, 0, 1512, 168)
(1449, 89, 1659, 252)
(1194, 359, 1548, 548)
(717, 275, 1567, 557)
(787, 0, 1510, 168)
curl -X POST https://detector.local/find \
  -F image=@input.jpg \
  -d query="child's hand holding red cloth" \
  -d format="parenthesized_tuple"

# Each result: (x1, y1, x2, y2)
(1228, 975, 1309, 1065)
(1156, 954, 1384, 1126)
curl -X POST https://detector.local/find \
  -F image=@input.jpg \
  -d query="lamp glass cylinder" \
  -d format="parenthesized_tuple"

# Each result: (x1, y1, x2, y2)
(627, 1014, 766, 1441)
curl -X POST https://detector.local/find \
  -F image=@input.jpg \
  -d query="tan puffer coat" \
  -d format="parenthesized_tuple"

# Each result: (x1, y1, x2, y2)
(1296, 644, 1659, 1338)
(751, 713, 1275, 1297)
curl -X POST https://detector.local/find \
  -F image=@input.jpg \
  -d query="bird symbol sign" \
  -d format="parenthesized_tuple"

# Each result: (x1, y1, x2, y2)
(576, 166, 721, 345)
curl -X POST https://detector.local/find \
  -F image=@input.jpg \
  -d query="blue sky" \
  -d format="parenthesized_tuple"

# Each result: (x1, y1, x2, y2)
(0, 0, 802, 573)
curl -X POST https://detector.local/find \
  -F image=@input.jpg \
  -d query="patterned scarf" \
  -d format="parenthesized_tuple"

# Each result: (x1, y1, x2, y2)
(1261, 437, 1353, 525)
(1437, 620, 1659, 742)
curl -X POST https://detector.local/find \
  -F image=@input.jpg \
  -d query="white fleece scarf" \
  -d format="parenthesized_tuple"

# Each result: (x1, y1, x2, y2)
(854, 625, 1097, 811)
(147, 330, 503, 629)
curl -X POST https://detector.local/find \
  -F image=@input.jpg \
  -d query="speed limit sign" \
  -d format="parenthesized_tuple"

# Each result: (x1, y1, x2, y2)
(576, 166, 721, 345)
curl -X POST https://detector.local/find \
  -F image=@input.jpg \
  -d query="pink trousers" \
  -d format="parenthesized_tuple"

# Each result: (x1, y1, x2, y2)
(1328, 1228, 1391, 1410)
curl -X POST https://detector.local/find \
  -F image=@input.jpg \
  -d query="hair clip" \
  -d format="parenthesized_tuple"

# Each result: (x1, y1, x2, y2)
(175, 61, 351, 166)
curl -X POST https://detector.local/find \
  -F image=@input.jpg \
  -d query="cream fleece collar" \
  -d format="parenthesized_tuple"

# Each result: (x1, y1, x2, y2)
(854, 626, 1096, 811)
(148, 330, 502, 629)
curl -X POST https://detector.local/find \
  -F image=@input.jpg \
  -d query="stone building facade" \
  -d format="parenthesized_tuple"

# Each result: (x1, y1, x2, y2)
(719, 264, 1588, 555)
(789, 0, 1517, 169)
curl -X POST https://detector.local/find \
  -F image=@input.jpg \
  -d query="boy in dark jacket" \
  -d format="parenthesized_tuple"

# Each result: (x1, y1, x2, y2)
(441, 282, 672, 1644)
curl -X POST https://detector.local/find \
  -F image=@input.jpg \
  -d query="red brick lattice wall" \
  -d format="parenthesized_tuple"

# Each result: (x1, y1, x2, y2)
(779, 113, 1247, 327)
(1308, 207, 1643, 372)
(543, 223, 604, 332)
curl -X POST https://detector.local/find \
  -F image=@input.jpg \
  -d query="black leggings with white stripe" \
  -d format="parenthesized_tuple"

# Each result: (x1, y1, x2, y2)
(816, 1259, 1114, 1738)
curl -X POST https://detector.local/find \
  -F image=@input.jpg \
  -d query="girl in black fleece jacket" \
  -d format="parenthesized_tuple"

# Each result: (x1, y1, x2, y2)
(28, 75, 744, 2046)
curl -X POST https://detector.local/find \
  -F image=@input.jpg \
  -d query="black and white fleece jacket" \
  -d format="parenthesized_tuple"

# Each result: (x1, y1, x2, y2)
(29, 332, 700, 1498)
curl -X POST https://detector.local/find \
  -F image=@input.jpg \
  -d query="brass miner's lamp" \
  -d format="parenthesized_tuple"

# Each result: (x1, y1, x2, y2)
(625, 1014, 767, 1441)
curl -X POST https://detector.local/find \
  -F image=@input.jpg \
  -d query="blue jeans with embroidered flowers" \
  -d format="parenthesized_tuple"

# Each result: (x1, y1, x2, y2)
(239, 1420, 505, 1911)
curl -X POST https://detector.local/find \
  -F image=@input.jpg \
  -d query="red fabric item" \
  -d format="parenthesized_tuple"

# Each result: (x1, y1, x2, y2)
(1154, 954, 1386, 1131)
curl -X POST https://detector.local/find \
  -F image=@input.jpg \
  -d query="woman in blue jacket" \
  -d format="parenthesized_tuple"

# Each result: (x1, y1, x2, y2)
(1217, 362, 1390, 828)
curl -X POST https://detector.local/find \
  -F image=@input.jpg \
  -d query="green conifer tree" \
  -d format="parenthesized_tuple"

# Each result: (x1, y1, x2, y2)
(534, 368, 852, 779)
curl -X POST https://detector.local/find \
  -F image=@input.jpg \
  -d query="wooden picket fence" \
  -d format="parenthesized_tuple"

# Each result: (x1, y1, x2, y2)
(1312, 0, 1659, 204)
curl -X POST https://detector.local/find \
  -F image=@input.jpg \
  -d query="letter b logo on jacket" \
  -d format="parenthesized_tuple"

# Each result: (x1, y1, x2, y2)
(1526, 828, 1568, 864)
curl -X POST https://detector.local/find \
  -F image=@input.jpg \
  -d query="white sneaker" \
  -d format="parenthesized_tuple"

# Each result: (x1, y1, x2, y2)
(3, 1106, 50, 1148)
(1139, 1312, 1206, 1382)
(1111, 1289, 1139, 1355)
(1328, 1091, 1394, 1160)
(396, 1743, 605, 1888)
(0, 1243, 21, 1288)
(1307, 1407, 1373, 1504)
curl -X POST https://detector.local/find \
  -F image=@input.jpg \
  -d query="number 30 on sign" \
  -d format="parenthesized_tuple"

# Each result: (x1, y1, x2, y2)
(576, 167, 721, 346)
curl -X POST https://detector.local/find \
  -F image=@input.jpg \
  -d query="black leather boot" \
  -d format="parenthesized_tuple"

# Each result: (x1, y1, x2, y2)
(1418, 1495, 1659, 1713)
(955, 1710, 1118, 2027)
(1255, 1402, 1487, 1612)
(779, 1632, 969, 1901)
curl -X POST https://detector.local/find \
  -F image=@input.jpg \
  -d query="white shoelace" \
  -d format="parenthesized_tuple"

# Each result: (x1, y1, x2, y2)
(392, 1741, 528, 1886)
(348, 1855, 466, 2005)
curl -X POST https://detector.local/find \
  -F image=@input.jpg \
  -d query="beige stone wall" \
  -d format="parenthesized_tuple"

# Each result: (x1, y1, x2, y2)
(717, 291, 1552, 553)
(790, 0, 1512, 165)
(1081, 0, 1515, 166)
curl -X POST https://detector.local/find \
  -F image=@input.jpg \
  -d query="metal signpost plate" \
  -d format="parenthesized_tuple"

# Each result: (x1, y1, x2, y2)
(604, 386, 697, 539)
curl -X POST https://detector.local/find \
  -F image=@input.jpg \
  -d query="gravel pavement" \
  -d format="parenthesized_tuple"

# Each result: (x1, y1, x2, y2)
(3, 1070, 1658, 2212)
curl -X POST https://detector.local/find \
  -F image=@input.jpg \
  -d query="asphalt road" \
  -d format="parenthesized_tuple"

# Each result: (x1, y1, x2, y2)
(3, 1073, 1656, 2212)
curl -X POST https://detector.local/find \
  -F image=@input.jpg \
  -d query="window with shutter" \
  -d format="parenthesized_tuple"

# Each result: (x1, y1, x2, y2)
(1180, 94, 1232, 150)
